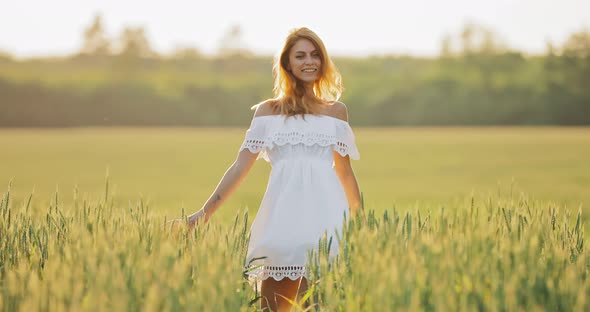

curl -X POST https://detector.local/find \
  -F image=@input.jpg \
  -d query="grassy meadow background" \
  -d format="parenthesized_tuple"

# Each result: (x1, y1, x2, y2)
(2, 126, 590, 311)
(2, 127, 589, 229)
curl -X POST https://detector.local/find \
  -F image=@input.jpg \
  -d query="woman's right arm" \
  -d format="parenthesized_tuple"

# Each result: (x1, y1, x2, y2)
(186, 148, 259, 228)
(185, 101, 275, 229)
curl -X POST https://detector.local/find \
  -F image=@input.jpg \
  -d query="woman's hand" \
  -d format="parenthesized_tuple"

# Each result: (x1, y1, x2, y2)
(187, 209, 207, 231)
(166, 209, 206, 235)
(166, 218, 185, 235)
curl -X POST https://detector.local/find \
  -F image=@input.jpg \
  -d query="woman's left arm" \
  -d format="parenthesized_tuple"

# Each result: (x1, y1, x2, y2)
(330, 101, 362, 217)
(333, 152, 362, 216)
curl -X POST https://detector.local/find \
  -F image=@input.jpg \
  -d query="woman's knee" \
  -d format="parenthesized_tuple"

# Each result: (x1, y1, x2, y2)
(261, 277, 306, 311)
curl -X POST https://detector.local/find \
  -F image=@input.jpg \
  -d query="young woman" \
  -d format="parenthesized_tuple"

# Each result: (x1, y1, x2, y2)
(173, 27, 362, 311)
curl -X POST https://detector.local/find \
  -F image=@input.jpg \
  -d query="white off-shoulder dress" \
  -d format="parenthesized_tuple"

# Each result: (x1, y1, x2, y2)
(239, 113, 360, 289)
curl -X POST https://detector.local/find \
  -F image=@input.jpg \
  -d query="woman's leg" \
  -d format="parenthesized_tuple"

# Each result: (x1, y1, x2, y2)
(260, 277, 309, 312)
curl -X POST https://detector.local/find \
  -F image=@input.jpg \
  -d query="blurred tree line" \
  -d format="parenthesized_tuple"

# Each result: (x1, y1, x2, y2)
(0, 15, 589, 127)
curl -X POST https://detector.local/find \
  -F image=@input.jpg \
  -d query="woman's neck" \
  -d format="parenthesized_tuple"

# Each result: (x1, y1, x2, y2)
(302, 83, 314, 97)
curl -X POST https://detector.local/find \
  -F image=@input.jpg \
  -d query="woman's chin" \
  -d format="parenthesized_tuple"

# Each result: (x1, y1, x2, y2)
(296, 77, 319, 85)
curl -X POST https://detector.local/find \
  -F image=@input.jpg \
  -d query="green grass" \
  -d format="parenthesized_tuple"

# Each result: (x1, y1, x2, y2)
(1, 183, 588, 310)
(0, 127, 588, 222)
(1, 127, 589, 310)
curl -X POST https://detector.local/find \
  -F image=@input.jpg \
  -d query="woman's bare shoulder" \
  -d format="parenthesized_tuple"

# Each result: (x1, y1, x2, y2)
(252, 99, 279, 117)
(324, 101, 349, 122)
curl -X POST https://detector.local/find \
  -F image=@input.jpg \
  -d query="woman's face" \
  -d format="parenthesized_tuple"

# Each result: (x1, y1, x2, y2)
(287, 38, 322, 84)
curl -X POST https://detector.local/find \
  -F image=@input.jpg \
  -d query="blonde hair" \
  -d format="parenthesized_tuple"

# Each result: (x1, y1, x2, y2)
(254, 27, 343, 116)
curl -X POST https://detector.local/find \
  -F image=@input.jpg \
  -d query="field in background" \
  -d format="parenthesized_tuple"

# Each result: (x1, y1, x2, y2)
(1, 127, 589, 227)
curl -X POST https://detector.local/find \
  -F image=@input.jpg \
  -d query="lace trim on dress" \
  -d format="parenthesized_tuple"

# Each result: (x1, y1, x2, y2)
(241, 132, 355, 153)
(239, 114, 361, 162)
(240, 131, 359, 161)
(245, 265, 309, 281)
(241, 139, 266, 153)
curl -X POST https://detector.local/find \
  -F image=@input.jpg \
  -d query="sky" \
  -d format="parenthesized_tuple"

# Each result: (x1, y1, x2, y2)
(1, 0, 589, 58)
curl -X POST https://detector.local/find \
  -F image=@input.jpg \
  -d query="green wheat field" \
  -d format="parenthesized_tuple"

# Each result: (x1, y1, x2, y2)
(1, 127, 589, 310)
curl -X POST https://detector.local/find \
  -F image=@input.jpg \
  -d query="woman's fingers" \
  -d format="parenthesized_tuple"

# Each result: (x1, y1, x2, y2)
(164, 214, 207, 238)
(166, 219, 186, 235)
